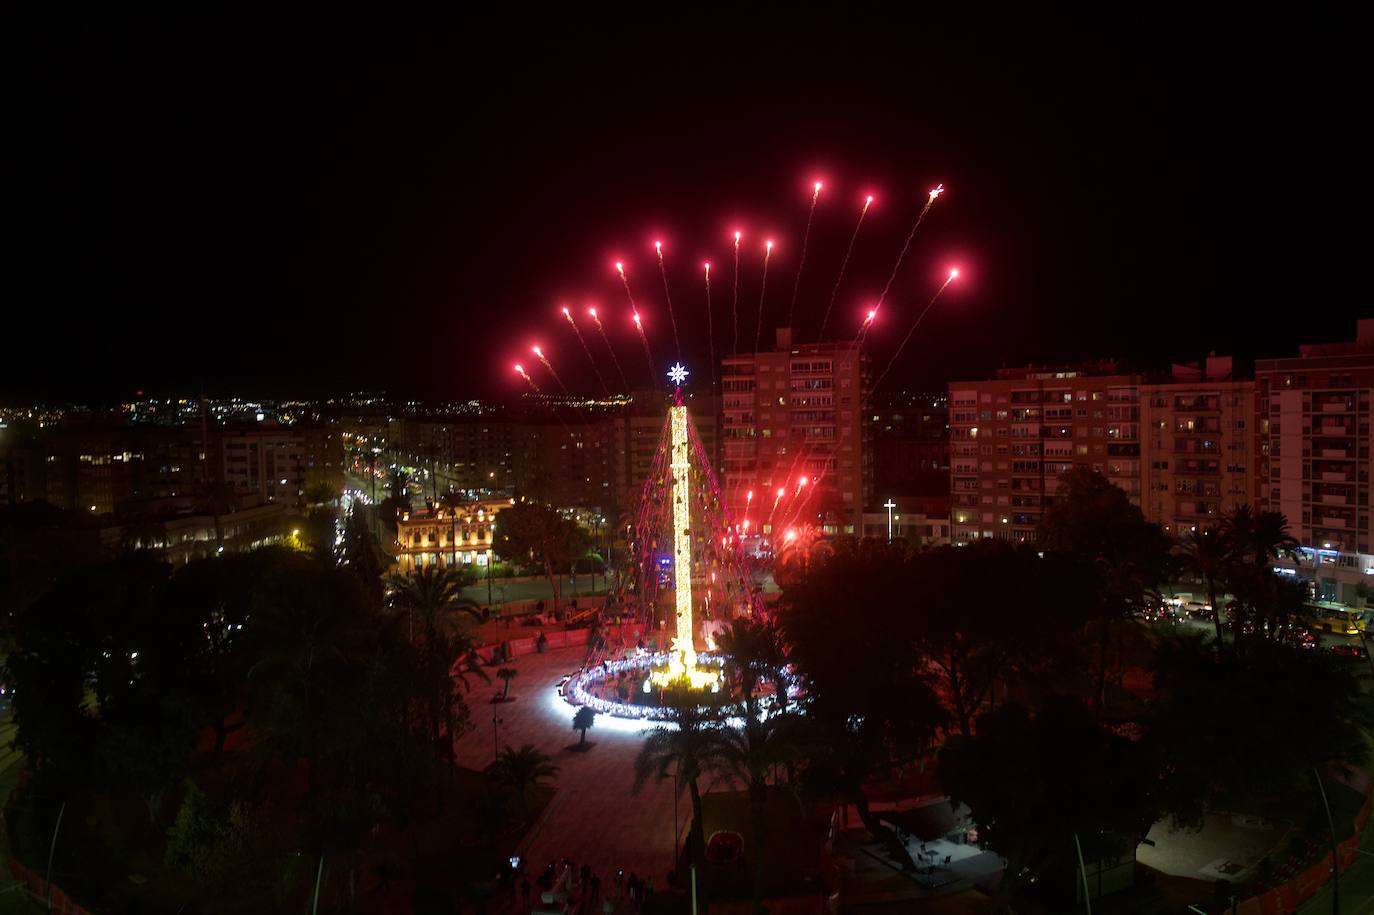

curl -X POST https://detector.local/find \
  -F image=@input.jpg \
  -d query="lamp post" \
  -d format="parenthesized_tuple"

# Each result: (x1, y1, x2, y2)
(492, 713, 503, 762)
(487, 530, 495, 608)
(884, 499, 897, 542)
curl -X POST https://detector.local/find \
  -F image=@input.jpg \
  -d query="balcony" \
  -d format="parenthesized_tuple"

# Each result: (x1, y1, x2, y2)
(1318, 448, 1352, 459)
(1322, 470, 1354, 483)
(1321, 493, 1353, 506)
(1321, 401, 1354, 413)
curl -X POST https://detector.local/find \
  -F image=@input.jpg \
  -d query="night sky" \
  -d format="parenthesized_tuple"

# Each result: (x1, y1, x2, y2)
(5, 9, 1368, 403)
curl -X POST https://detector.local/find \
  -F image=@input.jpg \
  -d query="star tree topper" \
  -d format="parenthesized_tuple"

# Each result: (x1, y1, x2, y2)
(667, 362, 689, 387)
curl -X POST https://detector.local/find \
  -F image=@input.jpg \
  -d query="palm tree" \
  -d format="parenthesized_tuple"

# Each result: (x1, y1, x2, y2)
(633, 699, 733, 912)
(438, 489, 466, 567)
(775, 524, 833, 588)
(488, 744, 559, 819)
(386, 469, 412, 509)
(572, 706, 596, 747)
(716, 618, 790, 715)
(496, 667, 518, 700)
(1178, 527, 1234, 652)
(384, 565, 480, 643)
(1222, 505, 1300, 644)
(720, 712, 804, 911)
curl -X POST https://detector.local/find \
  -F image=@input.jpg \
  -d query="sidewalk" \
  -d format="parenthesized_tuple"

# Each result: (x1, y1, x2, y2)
(1299, 824, 1374, 915)
(0, 713, 39, 913)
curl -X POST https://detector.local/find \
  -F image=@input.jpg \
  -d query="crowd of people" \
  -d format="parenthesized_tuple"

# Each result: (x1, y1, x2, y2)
(510, 857, 657, 914)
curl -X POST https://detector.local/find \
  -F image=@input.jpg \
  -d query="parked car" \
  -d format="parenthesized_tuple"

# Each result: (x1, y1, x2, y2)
(1330, 643, 1367, 660)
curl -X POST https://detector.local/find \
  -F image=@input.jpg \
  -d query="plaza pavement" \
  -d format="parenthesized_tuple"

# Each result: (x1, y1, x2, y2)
(454, 643, 739, 889)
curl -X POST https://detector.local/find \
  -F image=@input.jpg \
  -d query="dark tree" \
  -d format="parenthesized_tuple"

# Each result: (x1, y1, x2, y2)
(780, 540, 947, 869)
(1149, 635, 1372, 827)
(938, 696, 1162, 910)
(493, 501, 581, 610)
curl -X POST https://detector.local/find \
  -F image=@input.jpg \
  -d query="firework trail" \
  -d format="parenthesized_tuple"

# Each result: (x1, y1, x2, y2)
(562, 307, 609, 395)
(632, 312, 657, 380)
(616, 262, 658, 380)
(854, 306, 878, 348)
(770, 486, 786, 520)
(531, 345, 570, 396)
(704, 262, 717, 394)
(872, 269, 959, 393)
(588, 307, 629, 391)
(513, 363, 542, 396)
(787, 182, 822, 329)
(874, 184, 943, 313)
(819, 193, 873, 340)
(731, 231, 741, 354)
(753, 240, 773, 352)
(655, 241, 681, 360)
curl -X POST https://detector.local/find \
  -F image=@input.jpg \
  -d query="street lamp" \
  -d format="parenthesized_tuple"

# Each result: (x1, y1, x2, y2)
(883, 499, 897, 542)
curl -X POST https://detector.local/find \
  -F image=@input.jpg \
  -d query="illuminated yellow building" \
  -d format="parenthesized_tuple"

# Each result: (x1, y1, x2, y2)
(394, 497, 508, 571)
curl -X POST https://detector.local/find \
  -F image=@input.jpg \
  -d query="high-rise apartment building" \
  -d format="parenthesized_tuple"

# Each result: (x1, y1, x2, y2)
(1256, 320, 1374, 602)
(721, 329, 870, 535)
(948, 363, 1141, 543)
(1139, 357, 1257, 533)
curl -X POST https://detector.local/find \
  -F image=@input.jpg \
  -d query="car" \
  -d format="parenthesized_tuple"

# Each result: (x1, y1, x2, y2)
(1180, 600, 1212, 619)
(1330, 643, 1367, 660)
(1282, 627, 1317, 649)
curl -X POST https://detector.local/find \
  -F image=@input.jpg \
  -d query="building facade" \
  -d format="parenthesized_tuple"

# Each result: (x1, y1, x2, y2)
(394, 497, 508, 572)
(219, 424, 307, 508)
(721, 328, 871, 535)
(1139, 357, 1258, 534)
(948, 363, 1141, 543)
(1257, 320, 1374, 602)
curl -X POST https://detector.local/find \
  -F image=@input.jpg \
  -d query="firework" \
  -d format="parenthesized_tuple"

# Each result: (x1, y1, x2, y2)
(873, 183, 945, 317)
(588, 306, 629, 390)
(731, 230, 741, 354)
(531, 344, 570, 396)
(854, 305, 879, 349)
(655, 241, 681, 359)
(513, 363, 542, 395)
(632, 310, 657, 380)
(703, 261, 716, 395)
(872, 268, 959, 393)
(787, 181, 822, 329)
(753, 239, 774, 352)
(614, 261, 655, 378)
(561, 306, 609, 395)
(819, 193, 873, 340)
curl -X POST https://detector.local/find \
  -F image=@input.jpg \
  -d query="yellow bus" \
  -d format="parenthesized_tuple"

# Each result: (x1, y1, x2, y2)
(1304, 601, 1368, 636)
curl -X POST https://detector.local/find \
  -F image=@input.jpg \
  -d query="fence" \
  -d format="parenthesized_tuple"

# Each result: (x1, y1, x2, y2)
(1234, 768, 1373, 914)
(7, 859, 93, 915)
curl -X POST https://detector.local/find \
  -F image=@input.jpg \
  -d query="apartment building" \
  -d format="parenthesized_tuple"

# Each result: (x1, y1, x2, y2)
(1139, 356, 1258, 533)
(948, 362, 1141, 543)
(1256, 320, 1374, 602)
(219, 424, 307, 507)
(721, 328, 871, 535)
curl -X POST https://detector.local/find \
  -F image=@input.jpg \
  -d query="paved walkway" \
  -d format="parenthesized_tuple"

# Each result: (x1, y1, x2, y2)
(455, 644, 737, 890)
(1139, 813, 1288, 885)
